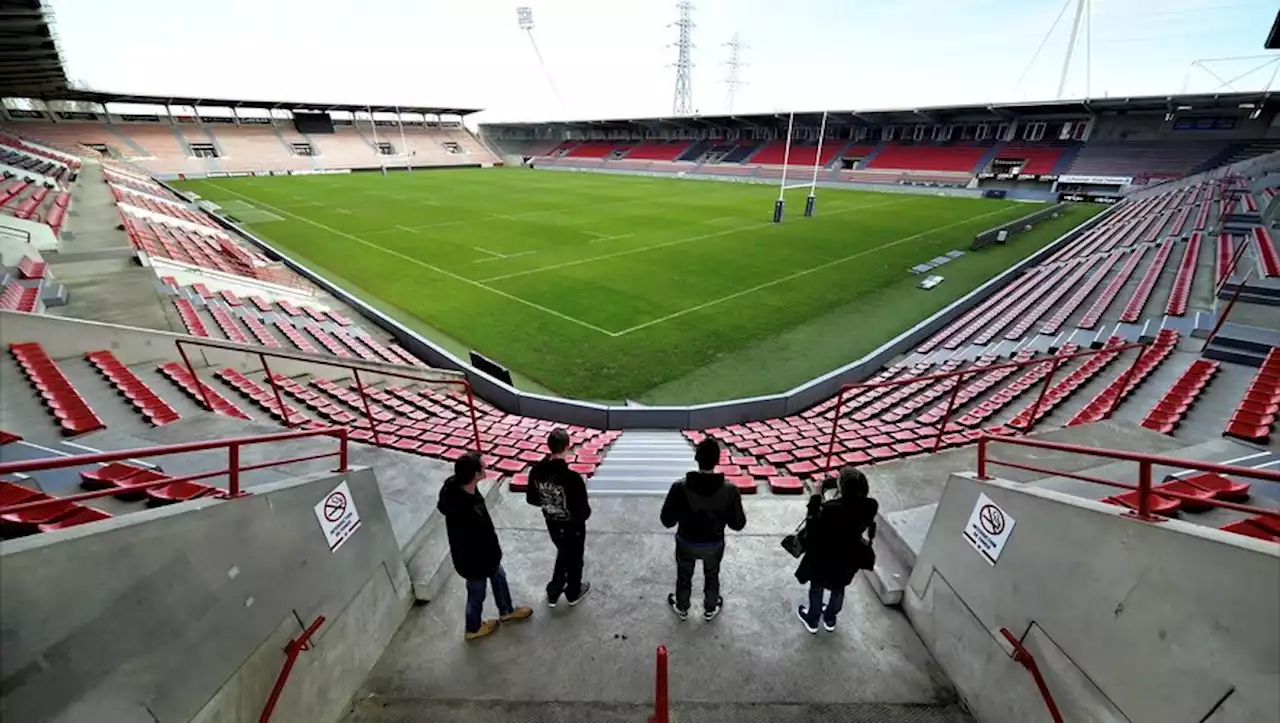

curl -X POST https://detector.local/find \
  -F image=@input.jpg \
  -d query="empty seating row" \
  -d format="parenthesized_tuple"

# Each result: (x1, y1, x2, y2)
(157, 361, 251, 420)
(0, 281, 38, 312)
(1223, 348, 1279, 443)
(956, 347, 1078, 427)
(1118, 239, 1175, 322)
(173, 298, 210, 336)
(1078, 247, 1147, 328)
(867, 144, 990, 173)
(80, 461, 217, 504)
(1007, 338, 1126, 429)
(86, 350, 182, 426)
(0, 480, 111, 537)
(1101, 470, 1252, 519)
(1067, 330, 1179, 426)
(207, 303, 250, 344)
(1252, 227, 1279, 277)
(1165, 233, 1201, 316)
(9, 342, 106, 435)
(215, 368, 310, 425)
(1140, 359, 1219, 434)
(0, 134, 80, 169)
(111, 186, 217, 228)
(1039, 251, 1122, 334)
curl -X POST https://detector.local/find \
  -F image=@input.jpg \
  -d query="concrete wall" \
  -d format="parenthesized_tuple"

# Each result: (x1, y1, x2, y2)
(198, 183, 1118, 429)
(0, 467, 412, 723)
(906, 473, 1280, 723)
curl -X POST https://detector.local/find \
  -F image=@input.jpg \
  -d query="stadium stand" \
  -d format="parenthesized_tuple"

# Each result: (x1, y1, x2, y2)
(867, 143, 992, 173)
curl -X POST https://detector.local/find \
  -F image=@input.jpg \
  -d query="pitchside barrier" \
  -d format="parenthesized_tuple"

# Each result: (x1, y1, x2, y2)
(971, 203, 1070, 250)
(179, 180, 1122, 430)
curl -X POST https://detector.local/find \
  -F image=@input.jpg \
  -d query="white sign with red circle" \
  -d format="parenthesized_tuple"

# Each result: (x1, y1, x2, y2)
(962, 492, 1016, 566)
(314, 481, 361, 552)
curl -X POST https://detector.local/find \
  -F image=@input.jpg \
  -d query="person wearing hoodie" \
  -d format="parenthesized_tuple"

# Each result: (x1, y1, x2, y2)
(526, 428, 592, 607)
(437, 451, 533, 641)
(660, 437, 747, 621)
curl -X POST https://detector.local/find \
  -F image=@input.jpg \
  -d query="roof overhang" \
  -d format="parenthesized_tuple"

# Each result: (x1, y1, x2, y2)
(0, 0, 70, 98)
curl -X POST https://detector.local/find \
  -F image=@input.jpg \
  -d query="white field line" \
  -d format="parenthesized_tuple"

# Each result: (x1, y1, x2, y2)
(588, 232, 635, 244)
(610, 205, 1025, 337)
(363, 194, 689, 235)
(206, 182, 619, 337)
(473, 250, 538, 263)
(479, 196, 916, 283)
(473, 247, 507, 258)
(396, 225, 418, 233)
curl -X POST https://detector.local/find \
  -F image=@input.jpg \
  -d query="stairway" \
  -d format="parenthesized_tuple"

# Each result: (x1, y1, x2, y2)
(587, 430, 693, 493)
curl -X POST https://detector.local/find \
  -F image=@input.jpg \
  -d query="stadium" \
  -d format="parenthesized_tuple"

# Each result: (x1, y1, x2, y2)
(1, 1, 1278, 722)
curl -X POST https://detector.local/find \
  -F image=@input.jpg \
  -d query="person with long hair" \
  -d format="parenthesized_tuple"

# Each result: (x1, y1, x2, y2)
(794, 466, 878, 634)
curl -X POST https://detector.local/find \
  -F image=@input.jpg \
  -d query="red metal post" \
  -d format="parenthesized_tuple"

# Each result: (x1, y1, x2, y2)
(259, 616, 325, 723)
(176, 340, 214, 413)
(352, 368, 381, 447)
(1202, 268, 1254, 352)
(1020, 357, 1066, 433)
(649, 645, 669, 723)
(1135, 460, 1154, 521)
(977, 435, 989, 480)
(999, 628, 1065, 723)
(823, 386, 850, 474)
(464, 382, 484, 453)
(1103, 343, 1148, 421)
(932, 372, 968, 453)
(259, 353, 293, 428)
(227, 442, 242, 498)
(337, 428, 349, 472)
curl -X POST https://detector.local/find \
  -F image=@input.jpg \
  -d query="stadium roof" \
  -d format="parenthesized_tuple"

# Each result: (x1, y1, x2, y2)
(0, 0, 71, 98)
(482, 91, 1276, 129)
(11, 88, 482, 116)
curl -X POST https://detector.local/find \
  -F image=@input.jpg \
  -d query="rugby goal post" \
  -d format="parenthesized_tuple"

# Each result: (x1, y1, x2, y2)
(773, 110, 829, 223)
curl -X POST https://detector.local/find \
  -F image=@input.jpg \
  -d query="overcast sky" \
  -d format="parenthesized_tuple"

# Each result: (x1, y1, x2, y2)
(48, 0, 1279, 124)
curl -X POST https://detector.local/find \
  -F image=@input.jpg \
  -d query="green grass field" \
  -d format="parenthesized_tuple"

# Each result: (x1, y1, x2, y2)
(174, 169, 1100, 402)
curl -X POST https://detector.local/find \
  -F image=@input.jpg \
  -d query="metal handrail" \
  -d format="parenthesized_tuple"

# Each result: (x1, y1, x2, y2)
(999, 628, 1065, 723)
(259, 616, 325, 723)
(977, 434, 1280, 521)
(173, 337, 483, 453)
(821, 342, 1151, 474)
(0, 426, 348, 514)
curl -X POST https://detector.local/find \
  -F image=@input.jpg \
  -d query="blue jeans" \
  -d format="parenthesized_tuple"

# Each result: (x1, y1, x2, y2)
(465, 564, 514, 633)
(802, 582, 846, 627)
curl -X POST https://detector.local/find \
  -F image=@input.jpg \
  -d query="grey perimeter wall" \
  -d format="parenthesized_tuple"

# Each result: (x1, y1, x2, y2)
(0, 468, 412, 723)
(177, 179, 1118, 429)
(907, 473, 1280, 723)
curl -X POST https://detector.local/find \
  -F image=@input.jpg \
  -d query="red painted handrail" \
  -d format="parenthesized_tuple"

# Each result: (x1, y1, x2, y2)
(649, 645, 669, 723)
(259, 615, 325, 723)
(1000, 627, 1065, 723)
(977, 434, 1280, 522)
(822, 342, 1151, 474)
(0, 427, 348, 514)
(174, 337, 483, 453)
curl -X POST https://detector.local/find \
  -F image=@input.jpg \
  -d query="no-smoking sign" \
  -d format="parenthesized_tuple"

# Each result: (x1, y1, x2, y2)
(963, 493, 1016, 566)
(314, 481, 361, 552)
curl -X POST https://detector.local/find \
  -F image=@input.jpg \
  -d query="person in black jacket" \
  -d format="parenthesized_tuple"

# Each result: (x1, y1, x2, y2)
(526, 428, 593, 607)
(437, 451, 533, 641)
(795, 466, 878, 634)
(660, 438, 747, 621)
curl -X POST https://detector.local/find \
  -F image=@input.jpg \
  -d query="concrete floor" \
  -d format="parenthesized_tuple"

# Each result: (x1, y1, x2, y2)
(348, 493, 966, 721)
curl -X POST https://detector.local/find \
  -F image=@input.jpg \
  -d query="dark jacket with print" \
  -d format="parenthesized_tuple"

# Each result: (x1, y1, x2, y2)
(437, 476, 502, 580)
(660, 471, 747, 544)
(795, 494, 878, 588)
(526, 457, 591, 526)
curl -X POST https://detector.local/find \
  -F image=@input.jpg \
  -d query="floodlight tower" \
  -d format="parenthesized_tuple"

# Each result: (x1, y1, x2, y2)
(517, 7, 566, 113)
(671, 1, 695, 116)
(722, 33, 747, 113)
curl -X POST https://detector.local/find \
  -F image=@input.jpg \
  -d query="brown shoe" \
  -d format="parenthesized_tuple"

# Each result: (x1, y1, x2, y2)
(465, 619, 500, 641)
(500, 605, 534, 623)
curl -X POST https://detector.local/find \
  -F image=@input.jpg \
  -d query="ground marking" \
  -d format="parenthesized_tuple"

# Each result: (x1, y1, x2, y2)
(473, 247, 508, 258)
(206, 182, 619, 336)
(335, 208, 351, 214)
(479, 196, 916, 283)
(611, 205, 1025, 336)
(588, 233, 635, 244)
(364, 194, 688, 235)
(396, 225, 418, 233)
(473, 250, 538, 263)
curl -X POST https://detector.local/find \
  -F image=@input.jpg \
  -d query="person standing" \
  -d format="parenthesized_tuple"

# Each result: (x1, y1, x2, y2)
(795, 466, 878, 634)
(527, 428, 592, 607)
(660, 437, 747, 621)
(437, 451, 533, 641)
